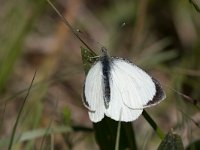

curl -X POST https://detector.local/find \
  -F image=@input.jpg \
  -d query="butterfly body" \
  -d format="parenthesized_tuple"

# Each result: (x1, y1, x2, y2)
(100, 49, 111, 109)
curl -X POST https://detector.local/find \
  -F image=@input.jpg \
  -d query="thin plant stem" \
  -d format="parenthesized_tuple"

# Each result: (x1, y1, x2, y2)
(8, 70, 37, 150)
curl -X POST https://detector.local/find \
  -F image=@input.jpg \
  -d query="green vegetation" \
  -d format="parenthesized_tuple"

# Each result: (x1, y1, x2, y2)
(0, 0, 199, 149)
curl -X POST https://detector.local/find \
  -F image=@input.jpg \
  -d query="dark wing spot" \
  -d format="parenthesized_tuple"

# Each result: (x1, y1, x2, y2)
(145, 78, 166, 106)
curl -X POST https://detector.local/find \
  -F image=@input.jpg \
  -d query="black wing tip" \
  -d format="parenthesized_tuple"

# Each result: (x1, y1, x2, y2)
(145, 78, 166, 106)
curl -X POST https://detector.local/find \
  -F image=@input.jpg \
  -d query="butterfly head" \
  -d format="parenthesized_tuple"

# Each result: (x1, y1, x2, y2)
(101, 47, 109, 57)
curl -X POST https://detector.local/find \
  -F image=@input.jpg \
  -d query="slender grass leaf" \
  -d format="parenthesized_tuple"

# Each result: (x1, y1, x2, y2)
(39, 100, 58, 150)
(0, 0, 46, 92)
(20, 127, 71, 142)
(115, 121, 121, 150)
(8, 71, 36, 150)
(0, 126, 71, 148)
(142, 110, 165, 139)
(189, 0, 200, 12)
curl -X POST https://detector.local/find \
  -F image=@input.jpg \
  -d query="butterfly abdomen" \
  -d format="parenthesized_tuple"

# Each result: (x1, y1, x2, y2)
(101, 55, 111, 109)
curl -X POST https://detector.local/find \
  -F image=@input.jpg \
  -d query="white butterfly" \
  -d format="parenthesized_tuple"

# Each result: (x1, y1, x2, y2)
(83, 47, 166, 123)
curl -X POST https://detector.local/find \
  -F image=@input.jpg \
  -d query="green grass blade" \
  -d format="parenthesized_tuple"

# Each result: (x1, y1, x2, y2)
(115, 121, 121, 150)
(189, 0, 200, 12)
(19, 126, 71, 142)
(0, 0, 46, 92)
(39, 100, 58, 150)
(46, 0, 95, 53)
(142, 110, 165, 139)
(0, 102, 7, 131)
(8, 71, 37, 150)
(0, 126, 71, 149)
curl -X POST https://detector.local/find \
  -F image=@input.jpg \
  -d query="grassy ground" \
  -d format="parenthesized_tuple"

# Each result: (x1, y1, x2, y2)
(0, 0, 200, 149)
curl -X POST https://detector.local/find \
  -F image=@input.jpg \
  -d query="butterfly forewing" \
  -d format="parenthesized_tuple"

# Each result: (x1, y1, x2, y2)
(143, 77, 166, 107)
(110, 58, 165, 109)
(83, 61, 105, 122)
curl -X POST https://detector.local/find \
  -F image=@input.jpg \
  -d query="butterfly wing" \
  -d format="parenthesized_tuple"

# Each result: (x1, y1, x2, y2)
(104, 58, 143, 121)
(109, 58, 165, 110)
(144, 77, 166, 107)
(105, 74, 143, 121)
(83, 61, 105, 122)
(84, 57, 165, 122)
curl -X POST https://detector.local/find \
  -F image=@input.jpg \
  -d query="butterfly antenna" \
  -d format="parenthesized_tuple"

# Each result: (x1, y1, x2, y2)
(47, 0, 94, 53)
(103, 22, 126, 52)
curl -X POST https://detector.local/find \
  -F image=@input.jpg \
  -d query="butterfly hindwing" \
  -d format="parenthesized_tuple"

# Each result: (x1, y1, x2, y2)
(105, 72, 143, 121)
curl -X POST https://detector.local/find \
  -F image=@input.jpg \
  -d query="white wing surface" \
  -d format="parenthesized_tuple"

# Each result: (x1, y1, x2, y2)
(109, 58, 159, 110)
(105, 73, 143, 121)
(84, 57, 165, 122)
(84, 61, 105, 122)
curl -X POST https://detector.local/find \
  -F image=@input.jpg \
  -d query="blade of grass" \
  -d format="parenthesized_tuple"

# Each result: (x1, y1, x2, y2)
(178, 108, 200, 128)
(8, 70, 37, 150)
(142, 110, 165, 139)
(166, 85, 200, 110)
(0, 102, 7, 131)
(0, 0, 46, 92)
(115, 109, 122, 150)
(46, 0, 95, 53)
(39, 116, 53, 150)
(50, 134, 54, 150)
(19, 126, 71, 142)
(189, 0, 200, 12)
(1, 67, 80, 104)
(39, 100, 58, 150)
(0, 126, 72, 149)
(115, 121, 121, 150)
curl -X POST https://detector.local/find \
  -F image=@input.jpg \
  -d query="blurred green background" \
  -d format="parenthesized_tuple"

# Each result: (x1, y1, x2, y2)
(0, 0, 200, 149)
